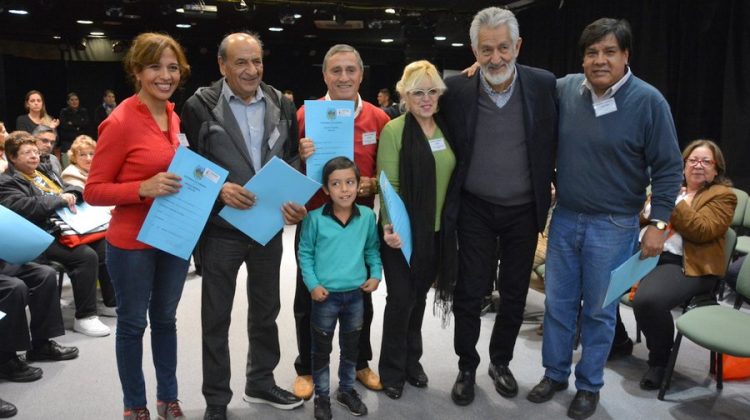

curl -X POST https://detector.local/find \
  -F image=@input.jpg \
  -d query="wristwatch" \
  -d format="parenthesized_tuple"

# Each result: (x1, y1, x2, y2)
(649, 219, 668, 230)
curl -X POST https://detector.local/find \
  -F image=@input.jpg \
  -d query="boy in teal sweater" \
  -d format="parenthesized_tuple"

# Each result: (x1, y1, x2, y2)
(298, 156, 382, 420)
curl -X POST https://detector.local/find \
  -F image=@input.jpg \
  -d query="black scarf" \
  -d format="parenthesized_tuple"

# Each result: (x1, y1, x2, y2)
(399, 112, 458, 320)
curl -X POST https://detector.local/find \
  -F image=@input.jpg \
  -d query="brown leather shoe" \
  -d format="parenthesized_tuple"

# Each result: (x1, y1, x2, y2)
(356, 367, 383, 390)
(293, 375, 314, 400)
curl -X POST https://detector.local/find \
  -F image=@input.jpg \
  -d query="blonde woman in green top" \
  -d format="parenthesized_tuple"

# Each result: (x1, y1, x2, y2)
(376, 60, 458, 400)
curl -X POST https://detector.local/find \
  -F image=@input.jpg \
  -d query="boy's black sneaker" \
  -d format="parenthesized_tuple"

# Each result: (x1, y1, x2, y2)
(336, 389, 367, 416)
(314, 395, 332, 420)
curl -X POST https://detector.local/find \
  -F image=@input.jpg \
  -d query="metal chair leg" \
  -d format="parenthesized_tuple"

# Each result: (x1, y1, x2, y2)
(659, 332, 683, 400)
(717, 352, 724, 390)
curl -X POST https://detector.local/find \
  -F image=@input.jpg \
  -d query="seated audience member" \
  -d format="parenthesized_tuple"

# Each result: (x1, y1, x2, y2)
(31, 125, 63, 179)
(58, 92, 91, 166)
(93, 89, 117, 132)
(61, 135, 96, 188)
(0, 132, 115, 337)
(1, 260, 79, 378)
(0, 122, 8, 173)
(15, 90, 59, 133)
(632, 139, 736, 390)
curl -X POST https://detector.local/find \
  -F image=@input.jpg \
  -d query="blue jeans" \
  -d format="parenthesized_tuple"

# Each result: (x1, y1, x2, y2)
(311, 290, 364, 397)
(106, 242, 189, 409)
(542, 206, 638, 392)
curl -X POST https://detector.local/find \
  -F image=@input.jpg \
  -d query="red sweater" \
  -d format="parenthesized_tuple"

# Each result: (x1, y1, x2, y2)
(84, 95, 180, 250)
(297, 99, 390, 210)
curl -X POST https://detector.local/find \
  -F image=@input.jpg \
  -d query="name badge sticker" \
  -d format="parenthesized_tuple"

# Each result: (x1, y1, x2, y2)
(362, 132, 377, 146)
(593, 98, 618, 117)
(203, 168, 220, 183)
(337, 108, 352, 117)
(428, 138, 447, 152)
(177, 133, 190, 147)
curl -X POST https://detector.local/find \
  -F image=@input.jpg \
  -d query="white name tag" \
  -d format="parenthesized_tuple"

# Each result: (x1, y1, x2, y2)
(362, 131, 377, 145)
(428, 138, 447, 152)
(177, 133, 189, 147)
(268, 127, 280, 149)
(593, 98, 617, 117)
(337, 109, 352, 117)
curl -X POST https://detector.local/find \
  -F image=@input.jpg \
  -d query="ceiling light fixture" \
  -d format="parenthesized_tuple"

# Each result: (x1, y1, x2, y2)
(90, 31, 105, 36)
(77, 20, 94, 24)
(385, 8, 396, 14)
(434, 36, 447, 41)
(9, 9, 29, 15)
(381, 38, 394, 43)
(269, 27, 284, 32)
(176, 23, 191, 28)
(451, 43, 464, 47)
(53, 35, 62, 40)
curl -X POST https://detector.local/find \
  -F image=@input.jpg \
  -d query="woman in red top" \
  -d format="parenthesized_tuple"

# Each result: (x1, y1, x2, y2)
(84, 33, 190, 420)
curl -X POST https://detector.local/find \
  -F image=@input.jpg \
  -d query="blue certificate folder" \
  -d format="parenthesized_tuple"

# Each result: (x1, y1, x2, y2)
(304, 100, 355, 183)
(0, 204, 54, 264)
(603, 252, 659, 308)
(137, 147, 228, 260)
(379, 171, 412, 266)
(56, 202, 111, 234)
(219, 156, 321, 246)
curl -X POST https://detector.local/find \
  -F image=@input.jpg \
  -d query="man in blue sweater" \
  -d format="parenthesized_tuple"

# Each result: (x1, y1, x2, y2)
(526, 18, 683, 420)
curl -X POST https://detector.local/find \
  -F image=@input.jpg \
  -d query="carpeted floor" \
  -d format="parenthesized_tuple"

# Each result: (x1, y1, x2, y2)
(3, 224, 749, 419)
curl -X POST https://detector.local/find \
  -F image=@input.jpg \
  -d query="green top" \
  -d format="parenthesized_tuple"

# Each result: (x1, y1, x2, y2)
(376, 114, 456, 231)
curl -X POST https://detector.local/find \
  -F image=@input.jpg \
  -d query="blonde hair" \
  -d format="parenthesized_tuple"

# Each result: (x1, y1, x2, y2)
(123, 32, 190, 91)
(24, 90, 54, 124)
(395, 60, 447, 113)
(67, 135, 97, 164)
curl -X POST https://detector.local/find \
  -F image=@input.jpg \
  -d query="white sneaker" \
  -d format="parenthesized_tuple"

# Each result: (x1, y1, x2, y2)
(99, 305, 117, 317)
(74, 316, 111, 337)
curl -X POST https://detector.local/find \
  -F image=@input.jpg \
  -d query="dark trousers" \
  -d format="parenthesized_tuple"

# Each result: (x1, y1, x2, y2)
(378, 231, 436, 387)
(43, 239, 116, 318)
(200, 227, 283, 406)
(0, 262, 64, 353)
(454, 193, 538, 372)
(293, 225, 374, 375)
(632, 256, 716, 367)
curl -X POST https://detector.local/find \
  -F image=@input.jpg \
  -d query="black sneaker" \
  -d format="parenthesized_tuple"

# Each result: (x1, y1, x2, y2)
(313, 395, 332, 420)
(0, 356, 43, 382)
(26, 340, 79, 361)
(243, 385, 303, 410)
(335, 388, 367, 416)
(203, 404, 226, 420)
(0, 398, 18, 418)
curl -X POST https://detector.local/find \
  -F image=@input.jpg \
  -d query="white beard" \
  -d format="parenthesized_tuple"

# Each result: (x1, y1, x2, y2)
(482, 57, 516, 87)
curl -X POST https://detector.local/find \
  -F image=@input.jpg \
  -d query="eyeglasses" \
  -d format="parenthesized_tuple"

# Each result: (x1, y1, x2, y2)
(686, 157, 715, 167)
(18, 149, 41, 156)
(77, 152, 95, 158)
(408, 88, 440, 99)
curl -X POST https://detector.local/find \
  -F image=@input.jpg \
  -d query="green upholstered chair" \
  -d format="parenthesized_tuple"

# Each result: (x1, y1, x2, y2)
(658, 229, 749, 400)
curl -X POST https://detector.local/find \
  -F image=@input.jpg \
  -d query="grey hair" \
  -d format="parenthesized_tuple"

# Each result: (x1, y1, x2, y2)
(469, 7, 520, 51)
(218, 31, 264, 61)
(32, 124, 57, 138)
(322, 44, 363, 73)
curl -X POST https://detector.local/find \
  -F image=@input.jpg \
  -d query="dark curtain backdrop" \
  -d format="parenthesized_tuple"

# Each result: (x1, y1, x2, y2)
(1, 0, 747, 188)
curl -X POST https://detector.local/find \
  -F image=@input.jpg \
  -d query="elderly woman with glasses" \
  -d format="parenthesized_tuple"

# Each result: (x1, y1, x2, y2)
(631, 139, 736, 390)
(61, 135, 96, 188)
(375, 60, 458, 399)
(0, 131, 115, 337)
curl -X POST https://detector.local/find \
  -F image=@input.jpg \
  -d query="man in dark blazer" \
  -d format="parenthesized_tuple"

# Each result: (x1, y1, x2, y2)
(181, 32, 307, 420)
(439, 7, 557, 406)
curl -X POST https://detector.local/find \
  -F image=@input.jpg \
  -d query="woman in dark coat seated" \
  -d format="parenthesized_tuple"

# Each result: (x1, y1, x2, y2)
(0, 131, 115, 337)
(632, 139, 736, 389)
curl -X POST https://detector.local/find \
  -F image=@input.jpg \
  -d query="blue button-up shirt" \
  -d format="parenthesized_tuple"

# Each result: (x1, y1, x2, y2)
(221, 80, 266, 172)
